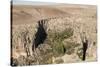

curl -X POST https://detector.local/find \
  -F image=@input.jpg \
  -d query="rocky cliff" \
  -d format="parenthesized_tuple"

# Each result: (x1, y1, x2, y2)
(11, 4, 97, 66)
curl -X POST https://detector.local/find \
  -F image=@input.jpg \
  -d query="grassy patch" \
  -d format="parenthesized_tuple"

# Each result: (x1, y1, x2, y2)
(52, 40, 65, 57)
(47, 28, 74, 57)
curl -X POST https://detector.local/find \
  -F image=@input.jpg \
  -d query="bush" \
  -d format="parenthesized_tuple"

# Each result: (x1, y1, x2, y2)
(47, 28, 74, 57)
(52, 40, 65, 57)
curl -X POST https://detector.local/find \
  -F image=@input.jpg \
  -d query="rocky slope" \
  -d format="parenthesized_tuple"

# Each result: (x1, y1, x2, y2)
(11, 4, 97, 66)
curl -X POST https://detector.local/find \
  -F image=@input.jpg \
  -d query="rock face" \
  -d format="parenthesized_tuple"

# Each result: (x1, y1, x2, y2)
(11, 4, 97, 66)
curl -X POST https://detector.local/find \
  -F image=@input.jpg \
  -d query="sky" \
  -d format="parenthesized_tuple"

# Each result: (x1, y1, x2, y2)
(12, 0, 61, 5)
(12, 0, 97, 5)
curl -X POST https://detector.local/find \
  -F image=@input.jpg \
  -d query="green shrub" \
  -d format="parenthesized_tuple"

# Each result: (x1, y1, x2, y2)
(47, 28, 74, 57)
(53, 40, 65, 57)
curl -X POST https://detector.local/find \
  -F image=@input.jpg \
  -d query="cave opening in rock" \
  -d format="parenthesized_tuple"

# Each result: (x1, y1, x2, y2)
(32, 20, 47, 51)
(82, 39, 88, 61)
